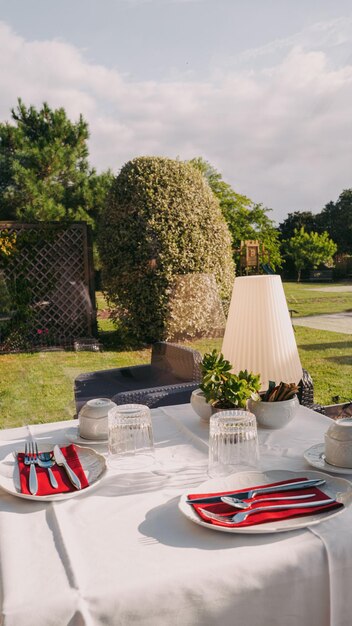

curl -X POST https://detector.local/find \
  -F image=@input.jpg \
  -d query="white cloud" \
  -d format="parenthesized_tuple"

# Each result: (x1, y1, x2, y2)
(236, 17, 352, 66)
(0, 19, 351, 222)
(121, 0, 203, 3)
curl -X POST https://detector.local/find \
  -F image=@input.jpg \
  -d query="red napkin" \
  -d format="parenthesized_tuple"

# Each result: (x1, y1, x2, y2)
(17, 444, 89, 496)
(188, 477, 343, 528)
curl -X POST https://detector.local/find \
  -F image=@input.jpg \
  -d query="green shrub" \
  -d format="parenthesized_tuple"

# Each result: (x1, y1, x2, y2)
(165, 273, 226, 341)
(98, 156, 234, 343)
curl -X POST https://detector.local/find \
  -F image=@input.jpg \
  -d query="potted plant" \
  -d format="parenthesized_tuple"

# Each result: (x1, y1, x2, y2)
(191, 350, 261, 421)
(247, 381, 300, 429)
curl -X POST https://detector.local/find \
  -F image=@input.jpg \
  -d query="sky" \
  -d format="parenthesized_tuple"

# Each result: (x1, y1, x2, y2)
(0, 0, 351, 223)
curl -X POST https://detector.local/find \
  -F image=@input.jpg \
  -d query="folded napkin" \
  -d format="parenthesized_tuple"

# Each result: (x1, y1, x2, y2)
(188, 477, 343, 528)
(17, 444, 89, 496)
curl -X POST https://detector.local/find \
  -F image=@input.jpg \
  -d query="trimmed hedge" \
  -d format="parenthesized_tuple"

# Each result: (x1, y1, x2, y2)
(98, 156, 234, 342)
(165, 273, 226, 341)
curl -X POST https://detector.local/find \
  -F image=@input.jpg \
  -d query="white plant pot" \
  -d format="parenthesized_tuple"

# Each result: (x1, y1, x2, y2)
(190, 389, 249, 422)
(247, 396, 298, 429)
(190, 389, 213, 422)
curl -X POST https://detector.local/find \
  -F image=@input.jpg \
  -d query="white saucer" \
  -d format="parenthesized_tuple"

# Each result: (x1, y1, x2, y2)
(65, 427, 108, 445)
(304, 443, 352, 475)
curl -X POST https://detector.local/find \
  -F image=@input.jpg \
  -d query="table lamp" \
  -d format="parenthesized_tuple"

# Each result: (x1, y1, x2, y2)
(221, 275, 302, 390)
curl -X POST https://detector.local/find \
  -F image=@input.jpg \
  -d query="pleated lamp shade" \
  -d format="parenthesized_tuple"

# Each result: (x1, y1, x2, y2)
(221, 275, 302, 390)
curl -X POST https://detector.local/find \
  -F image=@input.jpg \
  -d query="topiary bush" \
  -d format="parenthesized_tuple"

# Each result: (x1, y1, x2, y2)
(98, 156, 234, 343)
(165, 273, 226, 341)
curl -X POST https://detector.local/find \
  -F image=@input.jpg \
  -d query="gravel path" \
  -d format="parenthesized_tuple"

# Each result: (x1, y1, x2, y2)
(293, 311, 352, 334)
(305, 286, 352, 292)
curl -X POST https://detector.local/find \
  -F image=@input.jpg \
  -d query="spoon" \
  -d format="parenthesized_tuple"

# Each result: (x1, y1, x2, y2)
(33, 443, 58, 489)
(35, 451, 59, 489)
(221, 493, 313, 509)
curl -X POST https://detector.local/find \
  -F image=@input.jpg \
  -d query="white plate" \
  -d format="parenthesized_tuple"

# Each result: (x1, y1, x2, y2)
(304, 443, 352, 475)
(65, 427, 108, 445)
(0, 445, 107, 501)
(179, 469, 352, 534)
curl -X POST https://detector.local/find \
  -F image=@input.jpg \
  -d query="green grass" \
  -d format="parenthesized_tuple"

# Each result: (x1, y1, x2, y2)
(187, 329, 352, 407)
(0, 348, 151, 429)
(283, 282, 352, 316)
(0, 283, 351, 429)
(292, 326, 352, 405)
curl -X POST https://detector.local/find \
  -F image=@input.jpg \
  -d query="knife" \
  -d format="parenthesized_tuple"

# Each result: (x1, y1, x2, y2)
(186, 478, 326, 504)
(53, 445, 81, 490)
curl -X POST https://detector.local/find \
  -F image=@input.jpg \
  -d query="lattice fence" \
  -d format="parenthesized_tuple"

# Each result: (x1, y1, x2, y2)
(0, 222, 97, 351)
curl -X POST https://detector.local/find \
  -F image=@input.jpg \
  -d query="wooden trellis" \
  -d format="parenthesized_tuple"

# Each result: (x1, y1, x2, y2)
(0, 222, 97, 351)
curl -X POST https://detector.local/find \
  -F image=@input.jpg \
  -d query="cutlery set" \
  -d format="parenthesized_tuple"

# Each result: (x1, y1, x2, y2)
(15, 445, 341, 525)
(19, 441, 81, 495)
(186, 477, 341, 525)
(197, 498, 336, 525)
(186, 478, 326, 504)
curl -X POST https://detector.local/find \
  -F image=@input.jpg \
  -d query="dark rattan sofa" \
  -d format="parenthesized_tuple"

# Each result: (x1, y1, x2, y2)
(74, 341, 317, 413)
(74, 342, 202, 413)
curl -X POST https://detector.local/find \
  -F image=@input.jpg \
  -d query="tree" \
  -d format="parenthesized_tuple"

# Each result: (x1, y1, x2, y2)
(0, 99, 113, 226)
(278, 211, 319, 277)
(98, 156, 234, 343)
(189, 157, 282, 271)
(316, 190, 352, 255)
(278, 211, 318, 241)
(286, 228, 337, 282)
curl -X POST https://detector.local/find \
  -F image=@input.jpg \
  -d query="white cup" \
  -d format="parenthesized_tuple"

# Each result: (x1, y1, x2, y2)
(325, 418, 352, 468)
(79, 398, 117, 441)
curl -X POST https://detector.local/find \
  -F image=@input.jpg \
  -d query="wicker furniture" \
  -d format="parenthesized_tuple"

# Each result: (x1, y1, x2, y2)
(74, 342, 202, 413)
(112, 381, 200, 409)
(298, 368, 314, 407)
(74, 341, 317, 413)
(113, 366, 316, 411)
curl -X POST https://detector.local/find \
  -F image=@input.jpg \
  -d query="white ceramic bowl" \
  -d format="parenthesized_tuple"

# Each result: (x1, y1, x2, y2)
(78, 398, 117, 440)
(325, 418, 352, 468)
(190, 389, 213, 422)
(247, 396, 298, 429)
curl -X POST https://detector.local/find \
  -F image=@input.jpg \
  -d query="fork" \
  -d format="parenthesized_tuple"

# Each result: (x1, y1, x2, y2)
(220, 494, 313, 510)
(34, 443, 58, 489)
(24, 441, 38, 495)
(198, 498, 336, 525)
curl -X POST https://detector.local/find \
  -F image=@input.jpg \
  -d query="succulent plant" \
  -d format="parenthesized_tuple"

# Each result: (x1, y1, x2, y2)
(199, 349, 261, 409)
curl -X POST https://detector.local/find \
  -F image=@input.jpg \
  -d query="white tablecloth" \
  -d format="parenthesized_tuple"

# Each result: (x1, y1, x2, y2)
(0, 404, 351, 626)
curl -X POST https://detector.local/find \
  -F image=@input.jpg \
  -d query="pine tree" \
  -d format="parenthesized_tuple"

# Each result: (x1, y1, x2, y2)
(0, 99, 113, 225)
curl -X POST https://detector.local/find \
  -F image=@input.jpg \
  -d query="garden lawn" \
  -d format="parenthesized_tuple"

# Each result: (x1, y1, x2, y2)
(1, 282, 351, 429)
(283, 282, 352, 316)
(0, 349, 149, 429)
(0, 326, 351, 429)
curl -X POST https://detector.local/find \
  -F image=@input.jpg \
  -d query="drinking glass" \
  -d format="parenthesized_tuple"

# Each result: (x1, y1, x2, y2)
(208, 410, 260, 477)
(108, 404, 155, 470)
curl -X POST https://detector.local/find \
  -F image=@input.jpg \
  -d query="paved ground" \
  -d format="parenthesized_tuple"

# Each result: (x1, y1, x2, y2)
(293, 311, 352, 334)
(306, 286, 352, 293)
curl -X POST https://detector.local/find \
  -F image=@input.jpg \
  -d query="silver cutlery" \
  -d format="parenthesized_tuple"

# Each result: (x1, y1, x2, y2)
(221, 493, 313, 509)
(53, 445, 81, 490)
(198, 498, 337, 525)
(186, 478, 326, 504)
(34, 443, 58, 489)
(23, 441, 38, 495)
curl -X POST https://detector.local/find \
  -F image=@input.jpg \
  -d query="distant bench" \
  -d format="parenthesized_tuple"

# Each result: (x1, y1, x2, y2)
(308, 269, 333, 282)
